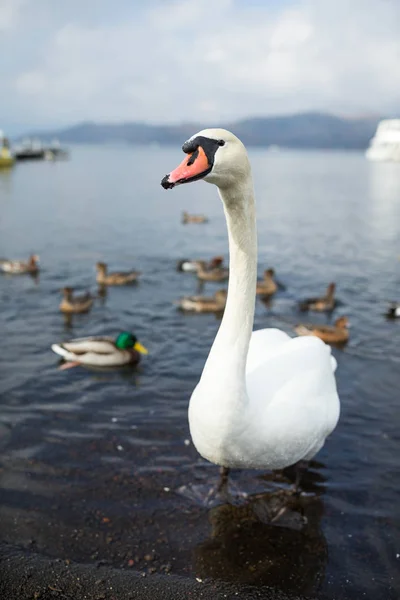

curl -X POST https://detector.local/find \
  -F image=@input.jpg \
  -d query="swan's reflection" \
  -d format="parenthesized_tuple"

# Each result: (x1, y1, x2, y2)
(194, 488, 327, 595)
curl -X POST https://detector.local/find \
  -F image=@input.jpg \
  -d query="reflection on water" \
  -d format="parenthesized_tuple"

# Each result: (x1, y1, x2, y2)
(368, 162, 400, 241)
(195, 491, 326, 596)
(0, 146, 400, 600)
(369, 161, 400, 206)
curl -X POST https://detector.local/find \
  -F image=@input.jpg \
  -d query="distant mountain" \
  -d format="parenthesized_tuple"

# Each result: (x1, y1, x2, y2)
(20, 112, 380, 150)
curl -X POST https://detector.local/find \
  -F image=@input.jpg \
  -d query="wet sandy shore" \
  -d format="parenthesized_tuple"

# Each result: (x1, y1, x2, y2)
(0, 541, 314, 600)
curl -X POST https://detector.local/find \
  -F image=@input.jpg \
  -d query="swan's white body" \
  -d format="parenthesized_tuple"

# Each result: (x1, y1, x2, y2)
(165, 128, 340, 471)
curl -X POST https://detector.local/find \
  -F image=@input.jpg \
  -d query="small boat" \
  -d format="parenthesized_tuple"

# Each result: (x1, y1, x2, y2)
(47, 138, 69, 159)
(44, 139, 69, 160)
(0, 131, 14, 168)
(13, 138, 45, 161)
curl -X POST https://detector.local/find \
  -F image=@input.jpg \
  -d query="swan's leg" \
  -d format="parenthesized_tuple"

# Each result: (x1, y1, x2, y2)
(217, 466, 230, 493)
(204, 467, 230, 502)
(293, 460, 309, 494)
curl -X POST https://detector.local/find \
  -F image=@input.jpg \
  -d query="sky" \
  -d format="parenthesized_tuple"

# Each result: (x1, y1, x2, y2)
(1, 0, 399, 135)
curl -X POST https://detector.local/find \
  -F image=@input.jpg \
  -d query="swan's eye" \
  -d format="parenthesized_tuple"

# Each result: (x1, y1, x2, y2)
(217, 140, 225, 146)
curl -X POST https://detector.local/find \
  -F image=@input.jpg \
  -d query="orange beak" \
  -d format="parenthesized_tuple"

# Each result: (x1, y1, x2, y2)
(161, 146, 211, 189)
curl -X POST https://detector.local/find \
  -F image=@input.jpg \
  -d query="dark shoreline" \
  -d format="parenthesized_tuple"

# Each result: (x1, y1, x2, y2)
(0, 541, 314, 600)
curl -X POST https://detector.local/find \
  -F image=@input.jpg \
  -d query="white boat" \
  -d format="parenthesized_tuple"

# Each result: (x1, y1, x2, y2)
(366, 119, 400, 162)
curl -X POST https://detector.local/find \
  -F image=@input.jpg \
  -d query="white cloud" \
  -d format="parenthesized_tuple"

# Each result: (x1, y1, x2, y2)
(2, 0, 400, 129)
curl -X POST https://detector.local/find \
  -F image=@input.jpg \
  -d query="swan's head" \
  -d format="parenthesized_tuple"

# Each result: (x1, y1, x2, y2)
(161, 128, 250, 190)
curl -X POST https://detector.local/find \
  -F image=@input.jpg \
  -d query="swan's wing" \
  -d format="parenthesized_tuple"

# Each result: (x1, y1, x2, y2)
(246, 334, 338, 413)
(247, 327, 337, 375)
(246, 328, 292, 375)
(245, 334, 340, 463)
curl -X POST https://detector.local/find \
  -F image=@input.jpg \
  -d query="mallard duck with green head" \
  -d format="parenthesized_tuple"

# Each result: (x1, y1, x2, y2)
(51, 332, 148, 368)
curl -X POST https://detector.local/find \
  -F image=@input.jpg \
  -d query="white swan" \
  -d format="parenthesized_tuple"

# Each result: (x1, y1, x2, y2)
(161, 129, 340, 478)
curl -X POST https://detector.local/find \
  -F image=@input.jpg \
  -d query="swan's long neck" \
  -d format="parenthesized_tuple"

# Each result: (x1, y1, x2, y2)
(201, 175, 257, 389)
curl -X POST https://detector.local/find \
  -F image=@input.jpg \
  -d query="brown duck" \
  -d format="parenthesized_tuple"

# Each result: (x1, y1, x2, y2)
(59, 287, 93, 314)
(176, 289, 227, 313)
(294, 316, 349, 345)
(256, 268, 278, 296)
(0, 254, 39, 275)
(176, 256, 224, 273)
(182, 211, 208, 224)
(96, 262, 140, 285)
(196, 259, 229, 282)
(299, 283, 336, 312)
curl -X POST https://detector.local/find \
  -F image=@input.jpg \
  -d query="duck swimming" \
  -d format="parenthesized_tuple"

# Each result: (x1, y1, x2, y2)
(59, 287, 93, 314)
(51, 332, 148, 368)
(196, 259, 229, 283)
(0, 254, 39, 275)
(176, 289, 227, 313)
(299, 283, 336, 312)
(386, 303, 400, 319)
(294, 316, 349, 345)
(96, 262, 140, 285)
(256, 268, 278, 296)
(161, 128, 340, 495)
(182, 211, 208, 224)
(176, 256, 224, 273)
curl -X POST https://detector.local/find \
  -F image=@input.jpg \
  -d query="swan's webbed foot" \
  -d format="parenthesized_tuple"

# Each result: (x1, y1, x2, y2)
(177, 466, 247, 507)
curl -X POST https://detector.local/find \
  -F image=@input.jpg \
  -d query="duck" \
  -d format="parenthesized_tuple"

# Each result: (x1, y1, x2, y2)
(59, 287, 93, 314)
(294, 316, 349, 345)
(176, 289, 227, 313)
(96, 262, 140, 285)
(196, 259, 229, 283)
(0, 254, 39, 275)
(182, 211, 208, 224)
(298, 283, 336, 312)
(386, 303, 400, 319)
(176, 256, 224, 273)
(256, 268, 278, 296)
(161, 128, 339, 495)
(51, 331, 148, 368)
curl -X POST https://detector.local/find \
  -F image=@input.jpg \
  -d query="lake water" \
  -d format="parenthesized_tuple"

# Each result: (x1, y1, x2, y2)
(0, 145, 399, 599)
